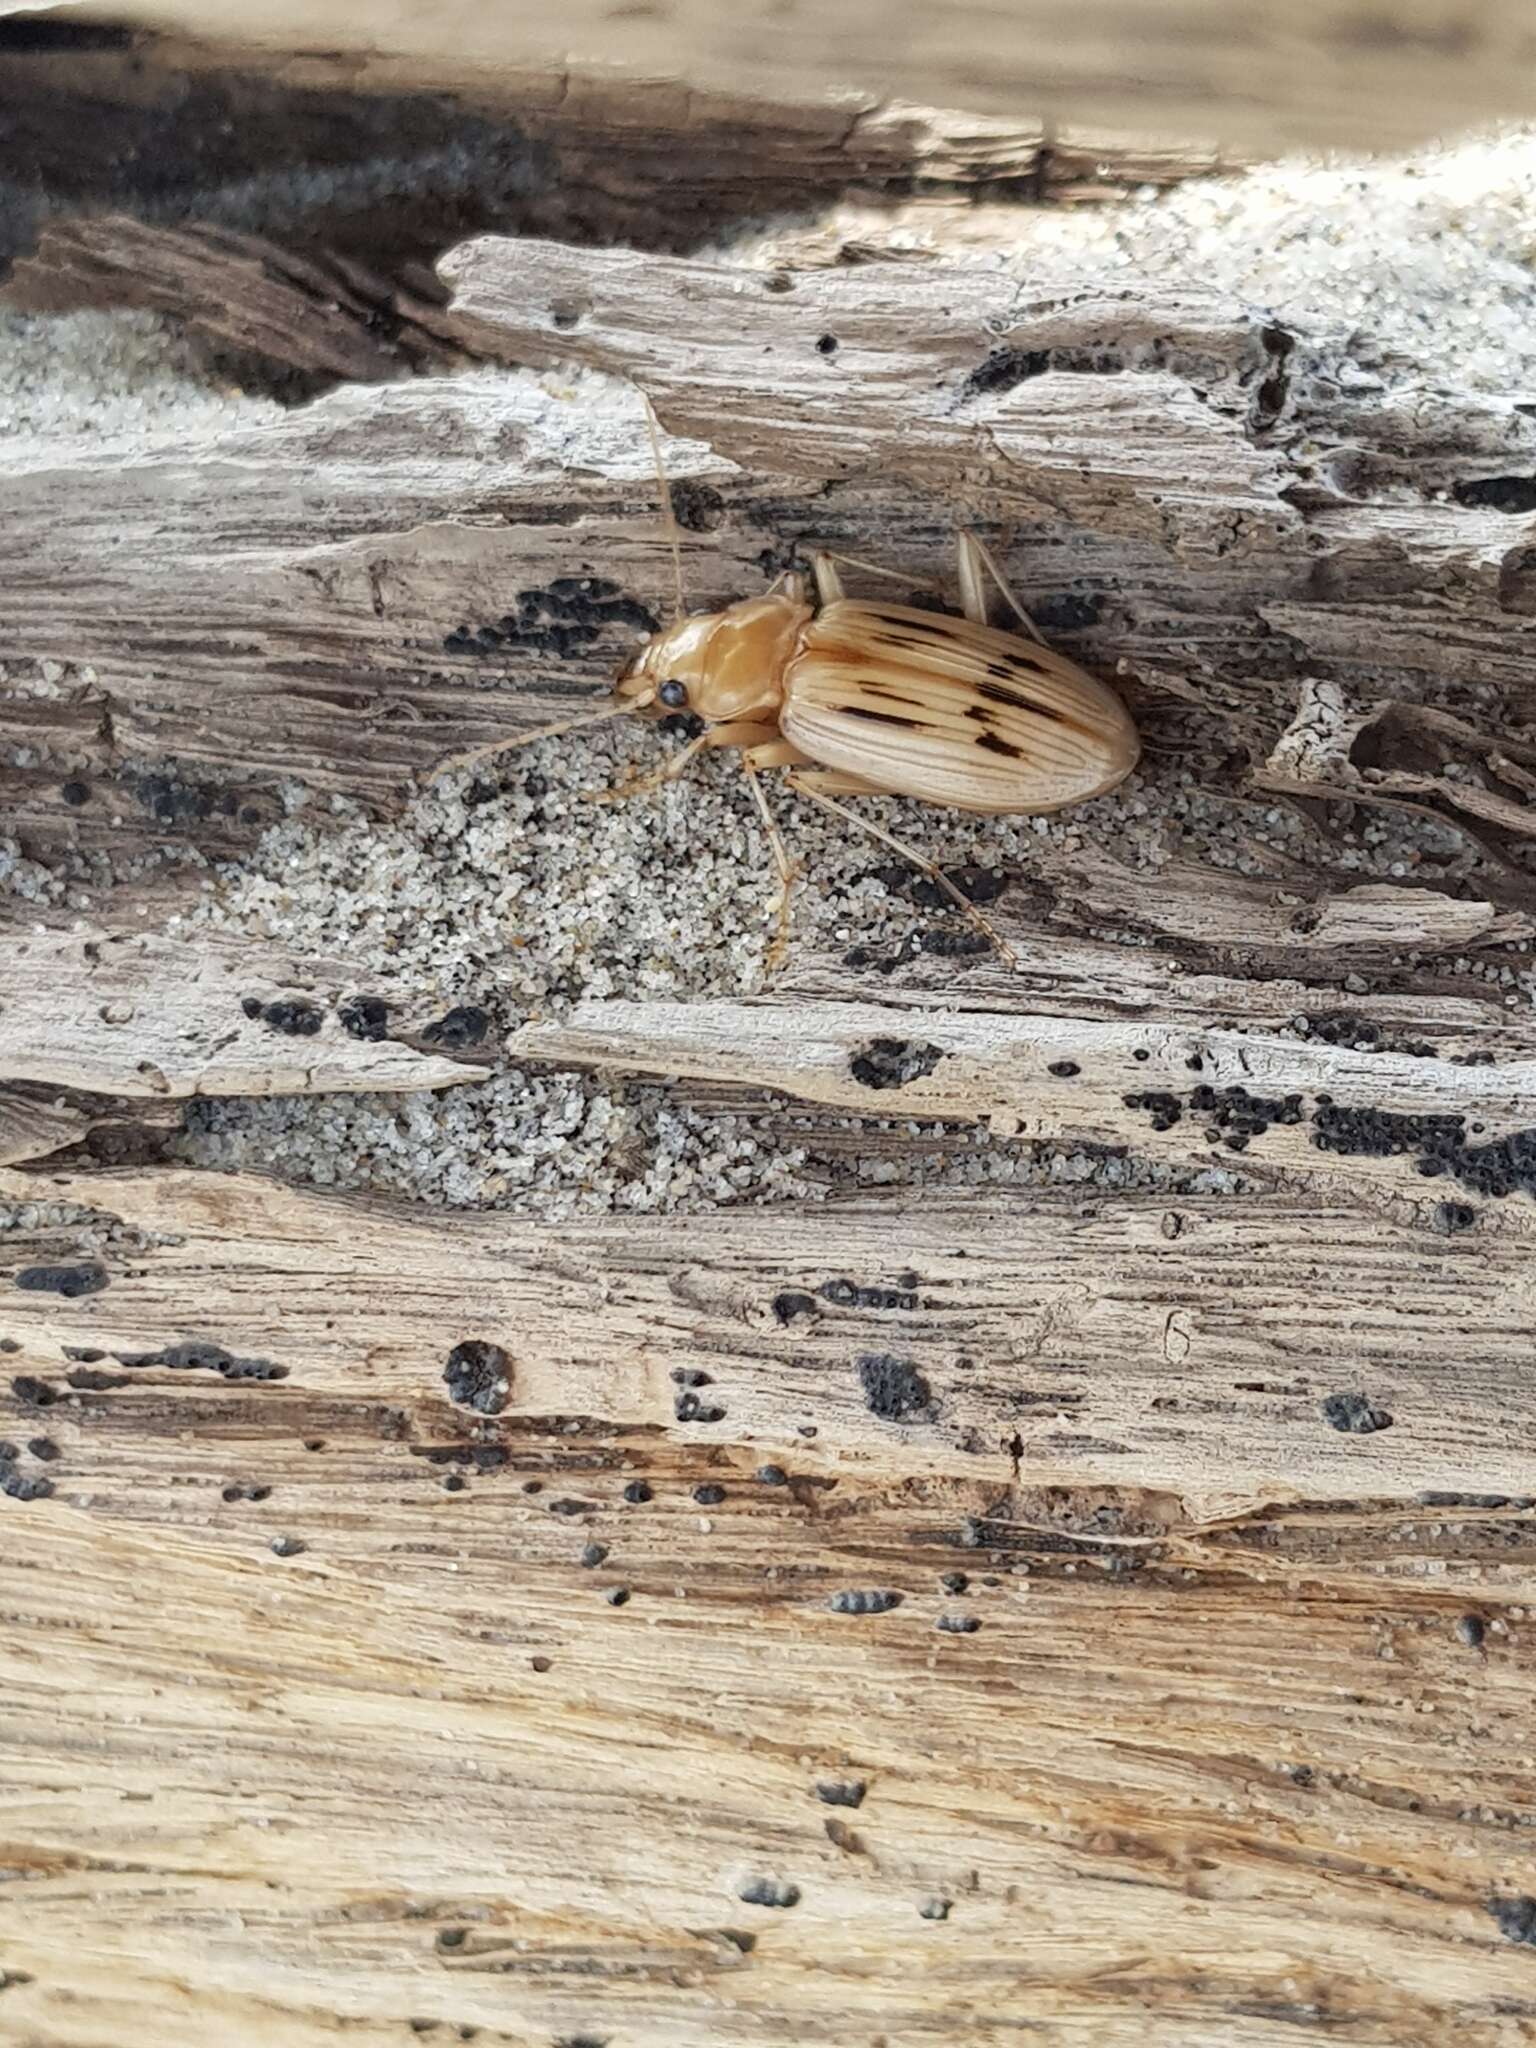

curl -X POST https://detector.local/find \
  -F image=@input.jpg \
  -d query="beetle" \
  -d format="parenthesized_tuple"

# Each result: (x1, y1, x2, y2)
(437, 399, 1139, 967)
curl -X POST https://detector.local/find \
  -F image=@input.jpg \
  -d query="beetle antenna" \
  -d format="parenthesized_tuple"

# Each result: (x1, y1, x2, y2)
(427, 697, 642, 784)
(642, 389, 688, 625)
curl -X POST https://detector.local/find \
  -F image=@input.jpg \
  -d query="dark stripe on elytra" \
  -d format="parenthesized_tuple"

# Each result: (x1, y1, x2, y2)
(975, 731, 1024, 758)
(842, 704, 921, 727)
(868, 612, 952, 639)
(976, 677, 1065, 718)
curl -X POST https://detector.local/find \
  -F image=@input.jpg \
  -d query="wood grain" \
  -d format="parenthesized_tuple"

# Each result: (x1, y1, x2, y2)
(9, 67, 1536, 2045)
(4, 1166, 1536, 2046)
(0, 931, 483, 1099)
(8, 235, 1536, 890)
(78, 0, 1536, 154)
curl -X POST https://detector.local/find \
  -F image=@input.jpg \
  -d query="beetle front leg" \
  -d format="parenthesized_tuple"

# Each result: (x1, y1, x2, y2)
(585, 720, 783, 803)
(738, 756, 804, 972)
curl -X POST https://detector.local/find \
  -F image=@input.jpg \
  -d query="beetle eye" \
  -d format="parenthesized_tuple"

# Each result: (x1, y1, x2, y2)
(657, 679, 689, 708)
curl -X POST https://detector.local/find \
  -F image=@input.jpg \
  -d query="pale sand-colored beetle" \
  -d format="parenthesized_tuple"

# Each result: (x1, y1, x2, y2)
(440, 404, 1139, 966)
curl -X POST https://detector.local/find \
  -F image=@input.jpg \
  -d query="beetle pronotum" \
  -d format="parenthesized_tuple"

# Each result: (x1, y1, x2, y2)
(437, 397, 1140, 967)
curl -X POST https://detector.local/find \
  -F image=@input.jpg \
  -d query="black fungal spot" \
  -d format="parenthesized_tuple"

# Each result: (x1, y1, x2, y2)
(1489, 1895, 1536, 1945)
(827, 1588, 903, 1615)
(670, 479, 725, 532)
(1456, 1614, 1486, 1649)
(815, 333, 839, 355)
(131, 769, 235, 827)
(443, 1341, 511, 1414)
(1252, 323, 1295, 428)
(269, 1535, 306, 1557)
(114, 1339, 287, 1382)
(60, 778, 90, 806)
(887, 863, 1008, 911)
(757, 1464, 788, 1486)
(962, 347, 1049, 399)
(27, 1437, 59, 1461)
(448, 578, 658, 661)
(602, 1586, 630, 1606)
(622, 1480, 652, 1504)
(850, 1037, 946, 1090)
(1031, 592, 1104, 634)
(1047, 1060, 1081, 1079)
(858, 1353, 933, 1423)
(940, 1571, 969, 1594)
(338, 994, 389, 1042)
(549, 1497, 594, 1517)
(674, 1391, 727, 1423)
(241, 995, 264, 1019)
(919, 927, 992, 959)
(820, 1277, 917, 1312)
(936, 1613, 981, 1634)
(815, 1779, 866, 1808)
(580, 1542, 608, 1568)
(738, 1877, 800, 1907)
(0, 1460, 54, 1502)
(423, 1006, 489, 1050)
(693, 1484, 726, 1505)
(1127, 1082, 1304, 1146)
(918, 1896, 952, 1920)
(554, 2035, 610, 2048)
(260, 998, 323, 1037)
(1434, 1201, 1478, 1234)
(1321, 1392, 1393, 1435)
(16, 1263, 107, 1298)
(1454, 477, 1536, 514)
(1314, 1102, 1536, 1202)
(772, 1290, 819, 1325)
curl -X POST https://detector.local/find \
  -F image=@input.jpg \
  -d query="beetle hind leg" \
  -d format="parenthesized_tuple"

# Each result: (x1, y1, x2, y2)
(785, 769, 1018, 970)
(956, 528, 1046, 646)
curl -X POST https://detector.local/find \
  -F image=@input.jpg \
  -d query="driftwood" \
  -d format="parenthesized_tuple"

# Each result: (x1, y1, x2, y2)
(9, 35, 1536, 2048)
(79, 0, 1536, 155)
(5, 1165, 1536, 2047)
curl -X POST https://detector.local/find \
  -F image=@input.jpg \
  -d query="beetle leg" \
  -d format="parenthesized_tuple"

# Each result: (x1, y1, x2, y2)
(740, 757, 802, 972)
(956, 529, 1046, 645)
(739, 738, 813, 771)
(810, 553, 845, 606)
(808, 550, 948, 605)
(585, 719, 782, 803)
(785, 770, 1019, 969)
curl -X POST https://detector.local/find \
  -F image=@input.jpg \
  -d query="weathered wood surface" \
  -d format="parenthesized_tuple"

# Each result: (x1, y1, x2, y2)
(0, 23, 1180, 298)
(0, 930, 484, 1098)
(80, 0, 1536, 155)
(6, 1160, 1536, 1507)
(8, 235, 1536, 886)
(10, 119, 1536, 2048)
(4, 1166, 1536, 2046)
(6, 216, 475, 383)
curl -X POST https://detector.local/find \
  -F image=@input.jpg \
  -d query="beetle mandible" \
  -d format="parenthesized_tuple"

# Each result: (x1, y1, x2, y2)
(440, 397, 1140, 967)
